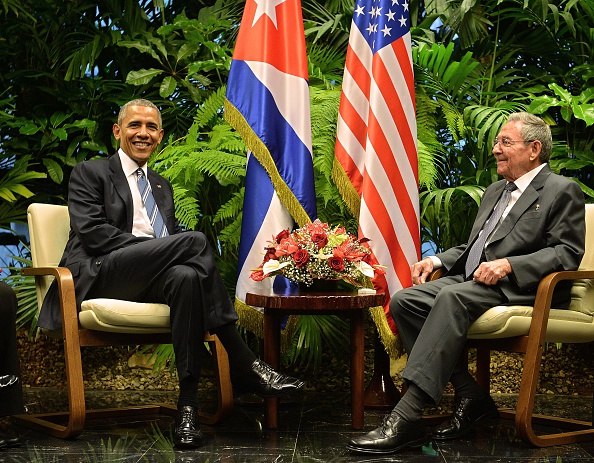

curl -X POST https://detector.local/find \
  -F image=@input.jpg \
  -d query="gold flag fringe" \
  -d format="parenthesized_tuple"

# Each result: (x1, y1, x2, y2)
(369, 306, 403, 359)
(235, 297, 299, 353)
(225, 100, 311, 227)
(331, 156, 361, 220)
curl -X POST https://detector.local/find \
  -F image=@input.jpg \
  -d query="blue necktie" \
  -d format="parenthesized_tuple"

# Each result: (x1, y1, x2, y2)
(465, 182, 517, 278)
(136, 168, 168, 238)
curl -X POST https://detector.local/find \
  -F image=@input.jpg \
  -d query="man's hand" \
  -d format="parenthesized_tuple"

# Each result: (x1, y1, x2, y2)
(411, 257, 434, 285)
(472, 258, 512, 285)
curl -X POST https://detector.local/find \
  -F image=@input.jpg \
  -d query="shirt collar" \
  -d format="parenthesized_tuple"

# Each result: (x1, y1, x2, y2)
(118, 149, 146, 178)
(509, 163, 546, 193)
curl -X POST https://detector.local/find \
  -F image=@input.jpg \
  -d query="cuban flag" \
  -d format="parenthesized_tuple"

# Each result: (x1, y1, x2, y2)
(225, 0, 317, 338)
(333, 0, 419, 355)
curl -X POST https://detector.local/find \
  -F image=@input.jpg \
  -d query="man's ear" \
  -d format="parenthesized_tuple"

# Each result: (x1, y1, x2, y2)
(113, 123, 121, 140)
(530, 140, 542, 161)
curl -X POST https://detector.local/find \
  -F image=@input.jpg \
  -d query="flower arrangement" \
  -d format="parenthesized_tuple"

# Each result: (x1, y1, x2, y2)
(250, 219, 386, 287)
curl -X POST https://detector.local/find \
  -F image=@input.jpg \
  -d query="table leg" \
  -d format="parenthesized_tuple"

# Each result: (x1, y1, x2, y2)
(350, 310, 364, 429)
(263, 312, 280, 429)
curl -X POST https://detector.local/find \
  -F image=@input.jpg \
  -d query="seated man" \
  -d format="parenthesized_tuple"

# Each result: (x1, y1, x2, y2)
(0, 280, 24, 450)
(348, 112, 585, 454)
(38, 99, 304, 449)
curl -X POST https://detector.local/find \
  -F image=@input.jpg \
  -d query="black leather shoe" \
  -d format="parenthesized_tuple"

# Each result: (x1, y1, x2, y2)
(0, 375, 18, 388)
(173, 406, 207, 449)
(432, 395, 499, 441)
(0, 430, 22, 450)
(241, 359, 305, 398)
(347, 413, 430, 454)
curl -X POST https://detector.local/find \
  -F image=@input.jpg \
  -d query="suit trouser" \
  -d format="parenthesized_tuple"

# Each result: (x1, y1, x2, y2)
(86, 232, 238, 382)
(0, 281, 24, 416)
(390, 275, 507, 404)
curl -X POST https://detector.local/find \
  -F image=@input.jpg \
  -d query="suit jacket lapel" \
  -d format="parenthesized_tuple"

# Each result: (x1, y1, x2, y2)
(108, 155, 134, 231)
(489, 165, 551, 244)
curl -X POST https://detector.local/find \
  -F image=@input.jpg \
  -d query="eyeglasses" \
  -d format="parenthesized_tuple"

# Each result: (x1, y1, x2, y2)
(493, 138, 534, 148)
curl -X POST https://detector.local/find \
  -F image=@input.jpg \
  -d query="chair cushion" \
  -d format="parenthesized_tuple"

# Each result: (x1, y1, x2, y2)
(468, 305, 594, 343)
(80, 299, 171, 331)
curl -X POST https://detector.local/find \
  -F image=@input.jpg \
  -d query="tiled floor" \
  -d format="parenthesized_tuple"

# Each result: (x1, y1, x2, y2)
(1, 389, 593, 462)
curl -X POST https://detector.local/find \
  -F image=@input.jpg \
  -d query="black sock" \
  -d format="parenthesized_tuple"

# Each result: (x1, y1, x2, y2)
(450, 370, 485, 399)
(211, 322, 257, 376)
(392, 382, 431, 422)
(178, 375, 199, 410)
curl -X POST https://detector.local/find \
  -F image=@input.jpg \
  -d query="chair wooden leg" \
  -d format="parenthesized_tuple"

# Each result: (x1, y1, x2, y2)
(199, 333, 233, 425)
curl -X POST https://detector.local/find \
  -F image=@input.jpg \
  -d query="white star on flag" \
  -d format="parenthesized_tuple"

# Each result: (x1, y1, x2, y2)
(252, 0, 287, 28)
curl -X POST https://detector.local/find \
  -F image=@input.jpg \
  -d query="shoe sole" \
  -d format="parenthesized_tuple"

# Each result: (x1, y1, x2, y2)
(346, 435, 430, 455)
(253, 382, 306, 399)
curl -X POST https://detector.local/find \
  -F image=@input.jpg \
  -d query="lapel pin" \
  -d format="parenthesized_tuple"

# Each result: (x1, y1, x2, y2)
(157, 184, 162, 188)
(535, 204, 540, 211)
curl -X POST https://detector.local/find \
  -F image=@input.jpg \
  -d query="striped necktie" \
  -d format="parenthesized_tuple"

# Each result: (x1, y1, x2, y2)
(136, 168, 168, 238)
(465, 182, 517, 278)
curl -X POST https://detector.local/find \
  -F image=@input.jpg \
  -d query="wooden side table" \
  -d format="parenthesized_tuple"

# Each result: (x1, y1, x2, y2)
(245, 288, 385, 430)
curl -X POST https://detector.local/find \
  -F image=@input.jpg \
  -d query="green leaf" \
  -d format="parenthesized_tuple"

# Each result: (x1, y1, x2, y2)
(126, 68, 164, 86)
(43, 158, 64, 184)
(159, 76, 177, 98)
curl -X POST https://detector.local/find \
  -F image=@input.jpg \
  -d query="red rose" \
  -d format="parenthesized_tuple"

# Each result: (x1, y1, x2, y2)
(311, 233, 328, 249)
(328, 256, 345, 272)
(275, 229, 290, 243)
(293, 249, 310, 267)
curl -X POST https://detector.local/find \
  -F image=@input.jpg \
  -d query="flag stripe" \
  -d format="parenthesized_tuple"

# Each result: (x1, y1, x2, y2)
(334, 0, 419, 353)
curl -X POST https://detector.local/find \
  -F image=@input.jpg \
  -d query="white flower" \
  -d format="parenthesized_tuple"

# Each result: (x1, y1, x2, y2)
(354, 260, 375, 277)
(262, 259, 291, 276)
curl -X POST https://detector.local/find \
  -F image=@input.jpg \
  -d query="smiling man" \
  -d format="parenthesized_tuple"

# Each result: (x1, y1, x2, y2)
(38, 99, 305, 449)
(347, 112, 586, 454)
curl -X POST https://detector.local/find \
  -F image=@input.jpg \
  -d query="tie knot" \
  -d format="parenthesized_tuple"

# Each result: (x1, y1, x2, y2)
(505, 182, 517, 192)
(136, 168, 144, 178)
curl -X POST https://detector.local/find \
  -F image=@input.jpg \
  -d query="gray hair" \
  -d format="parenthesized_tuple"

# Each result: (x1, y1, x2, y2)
(507, 112, 552, 163)
(117, 99, 162, 128)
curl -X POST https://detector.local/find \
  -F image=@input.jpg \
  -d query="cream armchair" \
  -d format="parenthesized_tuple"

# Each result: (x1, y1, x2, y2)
(16, 203, 233, 438)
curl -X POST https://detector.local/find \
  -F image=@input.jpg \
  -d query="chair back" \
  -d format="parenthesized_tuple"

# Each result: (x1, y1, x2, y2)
(27, 203, 70, 311)
(567, 203, 594, 316)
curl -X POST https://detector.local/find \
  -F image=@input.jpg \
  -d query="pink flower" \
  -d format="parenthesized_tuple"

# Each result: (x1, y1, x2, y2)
(250, 269, 266, 281)
(275, 237, 299, 257)
(333, 242, 367, 262)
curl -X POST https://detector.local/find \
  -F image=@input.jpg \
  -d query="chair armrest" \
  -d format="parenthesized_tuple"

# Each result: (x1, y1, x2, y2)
(428, 268, 445, 281)
(21, 266, 79, 330)
(530, 269, 594, 338)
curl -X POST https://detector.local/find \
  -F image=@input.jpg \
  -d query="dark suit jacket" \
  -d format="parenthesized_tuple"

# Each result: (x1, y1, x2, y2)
(39, 154, 181, 330)
(0, 281, 24, 416)
(437, 164, 585, 306)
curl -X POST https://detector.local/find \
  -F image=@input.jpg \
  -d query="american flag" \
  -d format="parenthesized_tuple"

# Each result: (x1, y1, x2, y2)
(333, 0, 419, 354)
(225, 0, 317, 340)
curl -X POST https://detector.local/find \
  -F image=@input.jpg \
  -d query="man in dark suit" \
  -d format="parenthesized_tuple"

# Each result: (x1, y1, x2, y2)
(348, 112, 586, 454)
(0, 280, 24, 450)
(38, 99, 304, 449)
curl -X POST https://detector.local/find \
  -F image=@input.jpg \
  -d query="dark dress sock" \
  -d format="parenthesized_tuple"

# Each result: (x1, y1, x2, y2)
(450, 370, 485, 399)
(178, 376, 200, 409)
(210, 322, 257, 376)
(392, 382, 432, 422)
